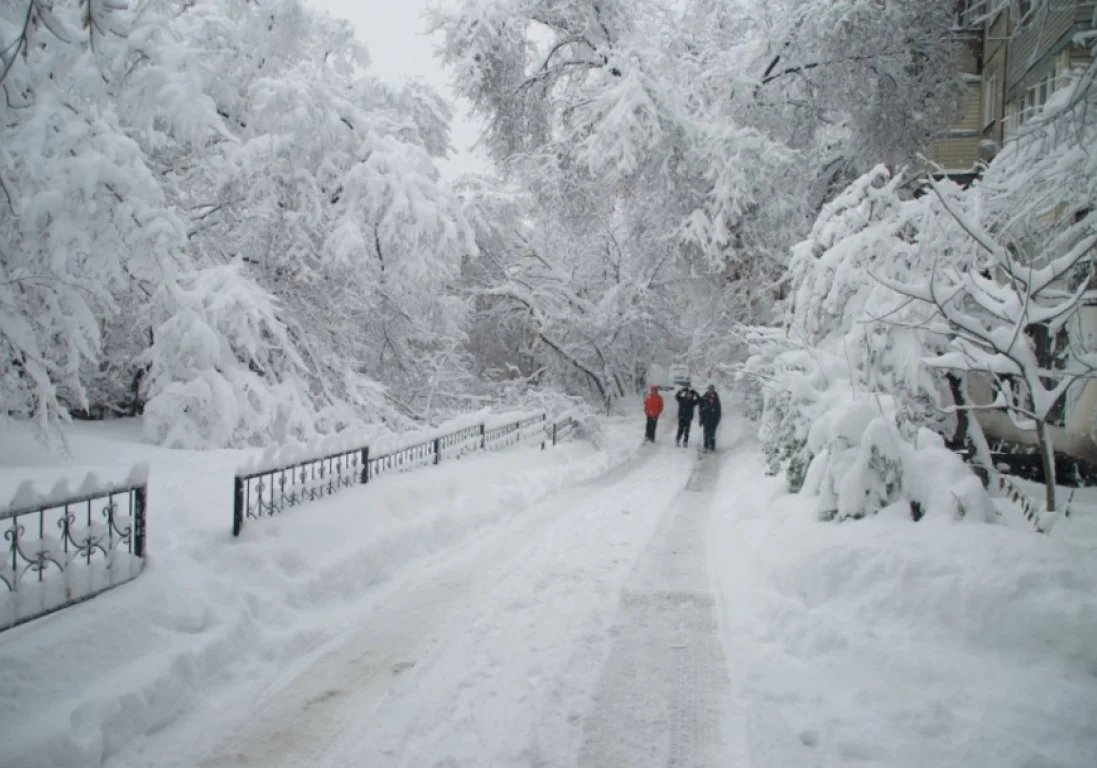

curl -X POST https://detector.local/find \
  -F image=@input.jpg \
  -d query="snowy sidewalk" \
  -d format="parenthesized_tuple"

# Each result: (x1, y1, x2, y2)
(577, 442, 732, 767)
(189, 441, 708, 767)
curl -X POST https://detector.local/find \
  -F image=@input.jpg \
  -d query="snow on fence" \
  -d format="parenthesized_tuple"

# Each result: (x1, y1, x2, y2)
(967, 463, 1072, 533)
(0, 465, 149, 633)
(232, 412, 571, 536)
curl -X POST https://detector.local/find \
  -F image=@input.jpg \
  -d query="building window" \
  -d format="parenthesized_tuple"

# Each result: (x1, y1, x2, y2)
(982, 73, 998, 128)
(1013, 69, 1059, 131)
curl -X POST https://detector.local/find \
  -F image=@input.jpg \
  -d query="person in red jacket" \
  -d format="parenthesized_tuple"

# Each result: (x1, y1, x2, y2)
(643, 384, 664, 443)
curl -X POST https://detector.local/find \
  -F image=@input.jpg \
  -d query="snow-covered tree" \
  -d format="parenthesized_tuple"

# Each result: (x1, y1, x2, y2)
(0, 0, 224, 438)
(3, 0, 480, 447)
(880, 58, 1097, 519)
(428, 0, 968, 385)
(458, 171, 673, 406)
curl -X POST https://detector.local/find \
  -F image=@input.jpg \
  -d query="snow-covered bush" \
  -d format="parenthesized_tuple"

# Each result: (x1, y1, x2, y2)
(741, 333, 838, 491)
(802, 399, 902, 520)
(743, 166, 955, 495)
(801, 396, 996, 523)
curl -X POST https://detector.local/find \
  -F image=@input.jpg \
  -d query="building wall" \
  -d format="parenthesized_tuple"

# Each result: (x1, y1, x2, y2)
(924, 37, 984, 176)
(923, 77, 983, 172)
(981, 9, 1010, 145)
(1003, 2, 1096, 136)
(1006, 3, 1082, 97)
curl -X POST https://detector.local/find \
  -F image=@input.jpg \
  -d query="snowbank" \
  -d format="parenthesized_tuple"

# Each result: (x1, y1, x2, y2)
(0, 414, 638, 768)
(711, 438, 1097, 768)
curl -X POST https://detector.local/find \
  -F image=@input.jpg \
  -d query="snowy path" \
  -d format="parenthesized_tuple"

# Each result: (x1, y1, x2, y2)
(576, 451, 732, 767)
(194, 440, 737, 767)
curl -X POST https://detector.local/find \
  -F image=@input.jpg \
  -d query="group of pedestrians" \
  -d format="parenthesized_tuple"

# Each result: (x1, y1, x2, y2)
(642, 382, 721, 452)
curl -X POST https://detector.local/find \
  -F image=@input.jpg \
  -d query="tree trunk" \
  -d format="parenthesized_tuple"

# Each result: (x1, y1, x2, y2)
(959, 374, 994, 470)
(946, 373, 969, 446)
(1035, 419, 1057, 514)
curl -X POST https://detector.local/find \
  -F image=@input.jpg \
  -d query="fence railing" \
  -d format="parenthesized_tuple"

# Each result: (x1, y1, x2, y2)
(1, 470, 148, 632)
(233, 412, 575, 536)
(967, 462, 1073, 533)
(543, 417, 578, 447)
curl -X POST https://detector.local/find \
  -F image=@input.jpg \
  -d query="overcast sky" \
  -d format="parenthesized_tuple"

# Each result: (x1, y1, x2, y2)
(306, 0, 489, 180)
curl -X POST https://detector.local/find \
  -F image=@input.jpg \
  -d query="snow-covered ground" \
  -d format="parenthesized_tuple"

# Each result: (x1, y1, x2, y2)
(0, 414, 632, 768)
(2, 412, 1095, 767)
(710, 433, 1097, 768)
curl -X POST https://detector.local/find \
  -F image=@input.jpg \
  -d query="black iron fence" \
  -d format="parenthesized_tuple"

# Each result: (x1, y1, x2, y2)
(1, 478, 148, 632)
(233, 413, 576, 536)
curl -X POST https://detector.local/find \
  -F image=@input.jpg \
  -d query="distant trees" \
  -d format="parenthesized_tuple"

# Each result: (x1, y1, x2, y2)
(429, 0, 967, 381)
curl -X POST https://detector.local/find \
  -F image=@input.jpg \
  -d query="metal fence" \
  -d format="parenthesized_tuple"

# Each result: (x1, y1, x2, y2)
(1, 481, 148, 632)
(233, 413, 575, 536)
(544, 417, 578, 447)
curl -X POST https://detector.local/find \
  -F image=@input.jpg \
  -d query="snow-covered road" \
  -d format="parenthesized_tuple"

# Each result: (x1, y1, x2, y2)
(195, 441, 733, 768)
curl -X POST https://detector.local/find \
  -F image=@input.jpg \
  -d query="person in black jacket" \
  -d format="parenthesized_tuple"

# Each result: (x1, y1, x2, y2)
(698, 384, 722, 452)
(674, 382, 700, 447)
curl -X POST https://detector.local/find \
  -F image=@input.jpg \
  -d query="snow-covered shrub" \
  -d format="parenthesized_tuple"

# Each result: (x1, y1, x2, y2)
(803, 399, 903, 521)
(755, 346, 836, 492)
(800, 395, 996, 523)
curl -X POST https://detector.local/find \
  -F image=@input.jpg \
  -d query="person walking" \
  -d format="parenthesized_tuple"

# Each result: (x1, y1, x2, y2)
(674, 382, 700, 447)
(698, 384, 722, 452)
(643, 384, 664, 443)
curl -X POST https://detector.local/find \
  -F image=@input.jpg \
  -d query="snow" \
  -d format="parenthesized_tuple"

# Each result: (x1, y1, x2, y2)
(2, 463, 149, 518)
(0, 412, 618, 768)
(2, 412, 1095, 768)
(711, 427, 1097, 768)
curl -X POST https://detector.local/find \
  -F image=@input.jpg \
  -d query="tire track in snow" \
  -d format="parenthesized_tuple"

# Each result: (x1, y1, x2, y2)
(576, 451, 732, 768)
(197, 444, 690, 768)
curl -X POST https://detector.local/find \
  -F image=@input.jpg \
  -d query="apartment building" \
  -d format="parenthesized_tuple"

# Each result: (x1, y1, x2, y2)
(925, 0, 1095, 182)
